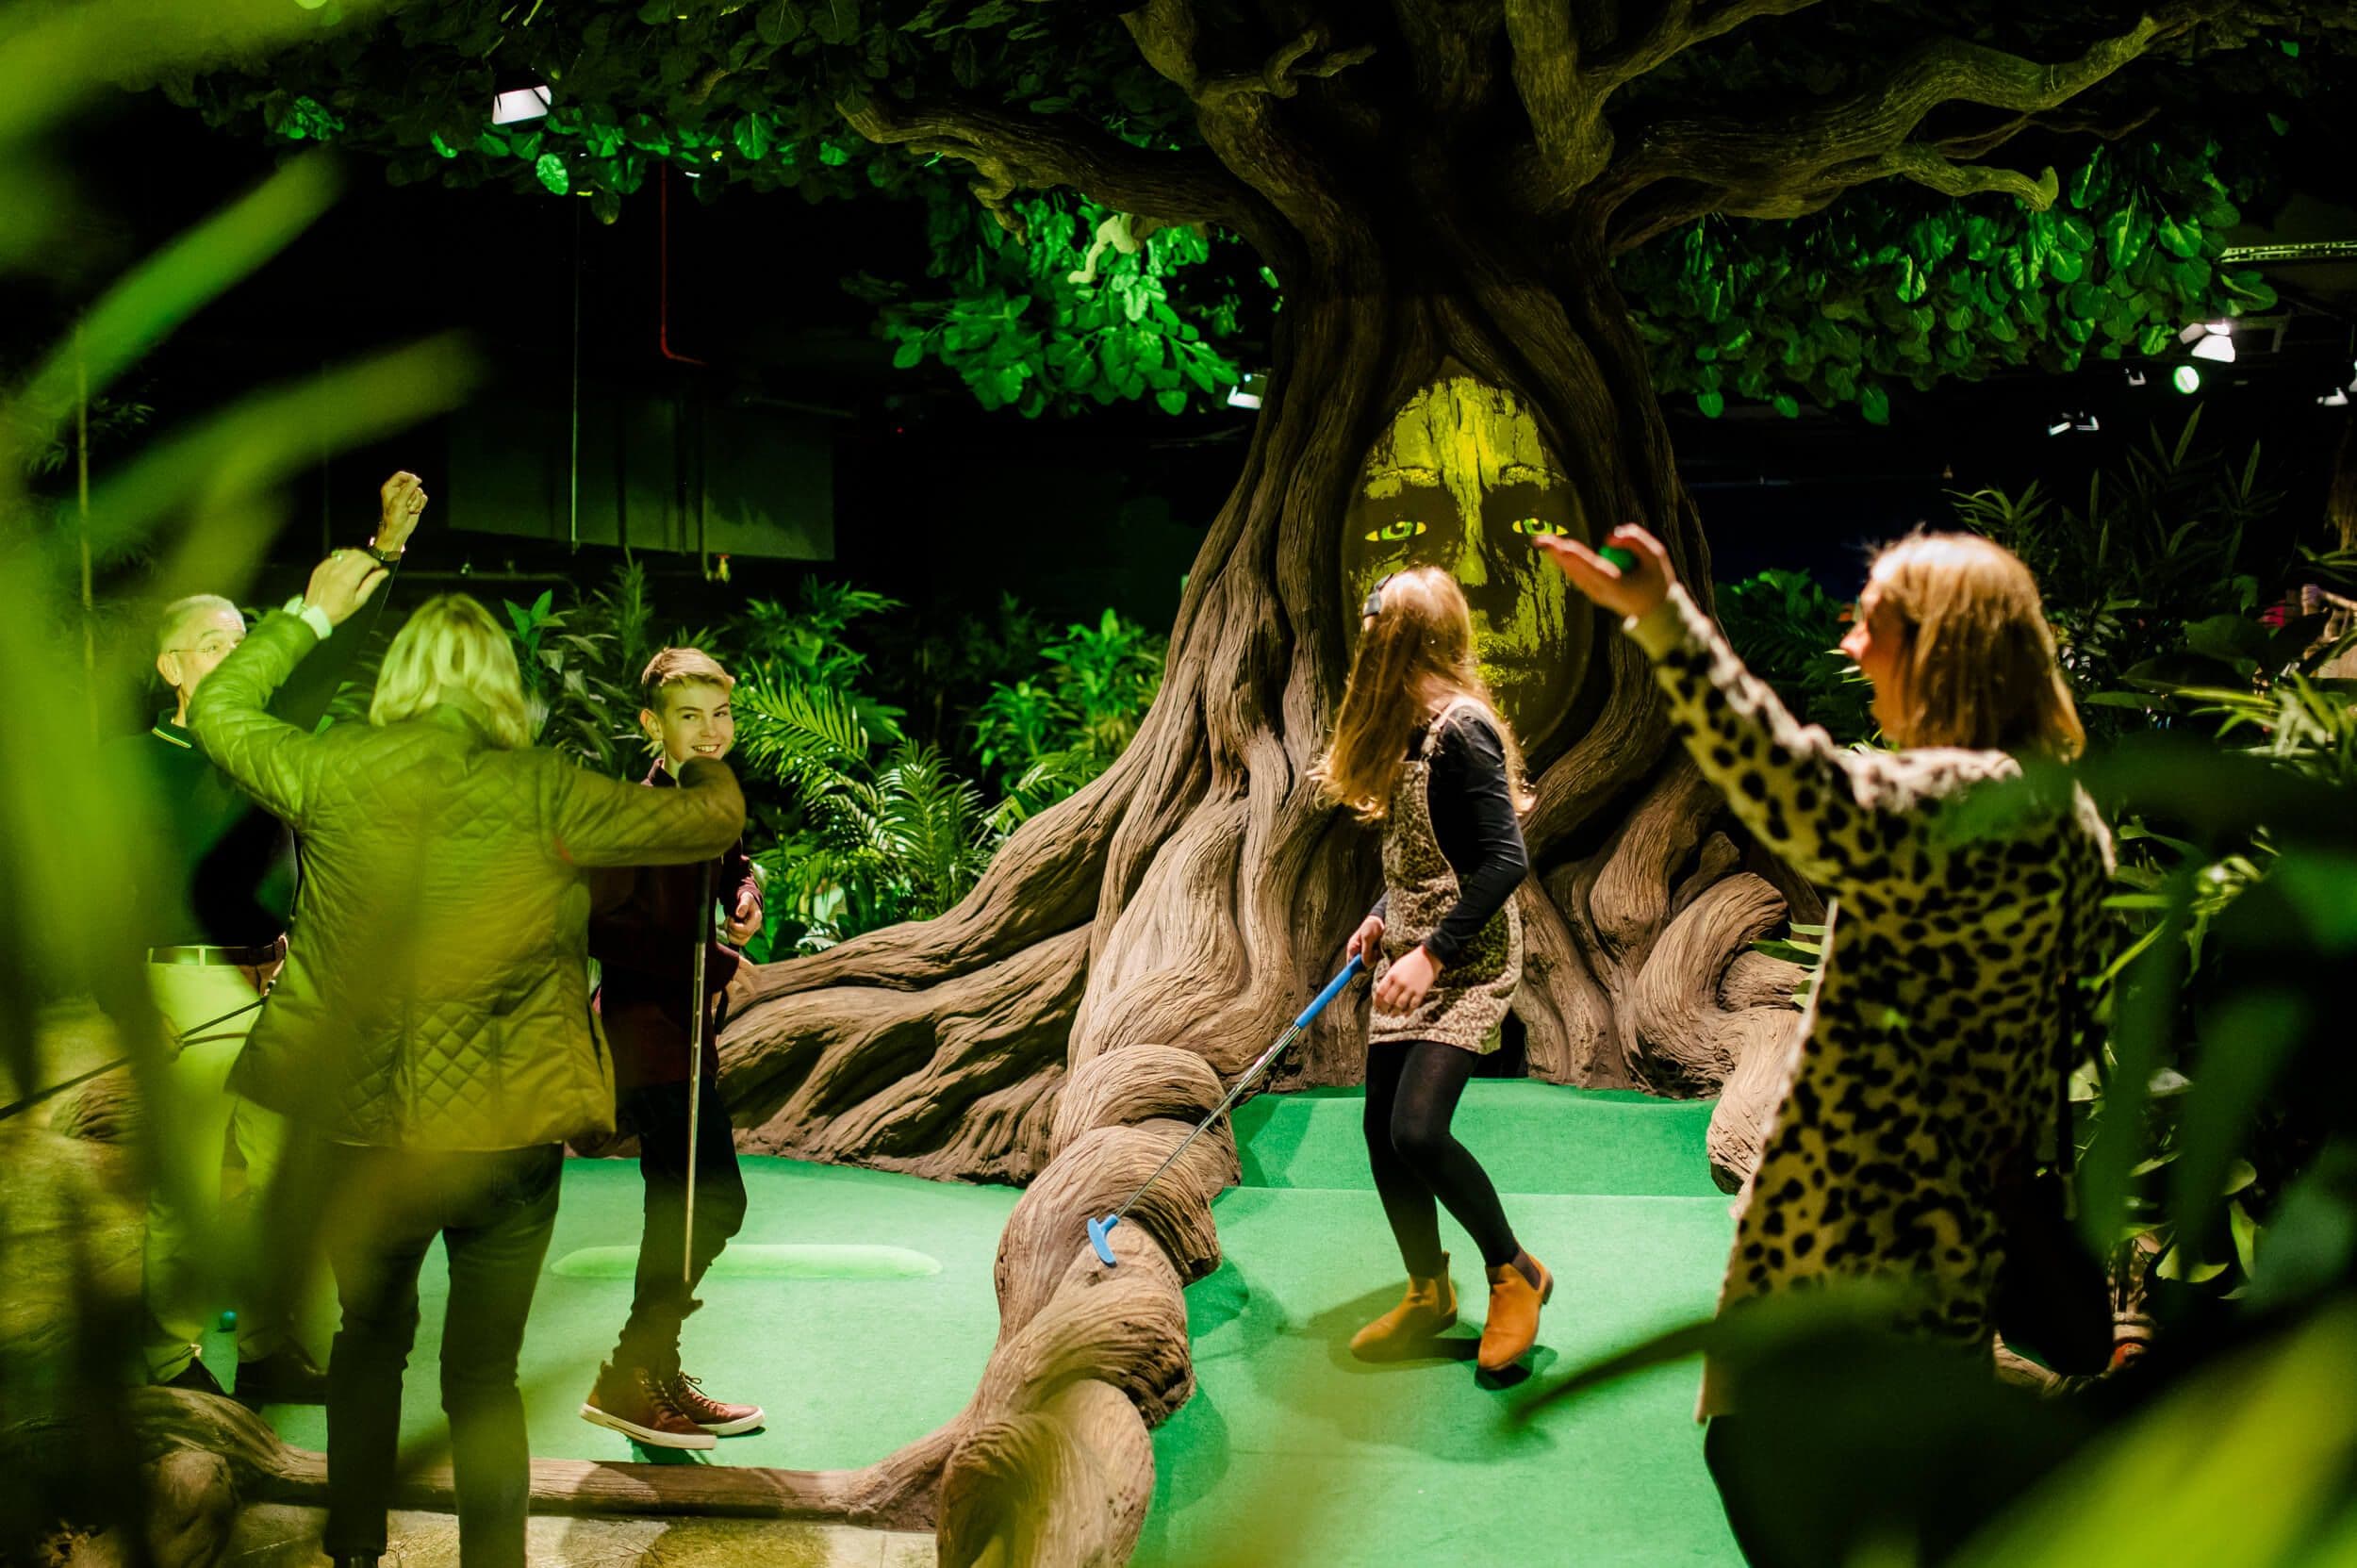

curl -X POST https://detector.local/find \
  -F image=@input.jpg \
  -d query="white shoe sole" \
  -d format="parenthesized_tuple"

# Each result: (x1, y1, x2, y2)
(579, 1402, 716, 1450)
(695, 1407, 766, 1437)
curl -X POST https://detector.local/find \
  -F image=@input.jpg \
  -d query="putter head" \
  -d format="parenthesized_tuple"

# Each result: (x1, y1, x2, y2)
(1087, 1213, 1120, 1267)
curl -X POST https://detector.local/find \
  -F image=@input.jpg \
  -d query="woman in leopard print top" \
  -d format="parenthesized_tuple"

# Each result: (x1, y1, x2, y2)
(1540, 525, 2112, 1433)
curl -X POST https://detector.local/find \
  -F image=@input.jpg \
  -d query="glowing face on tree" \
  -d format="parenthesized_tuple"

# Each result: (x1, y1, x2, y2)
(1341, 372, 1593, 750)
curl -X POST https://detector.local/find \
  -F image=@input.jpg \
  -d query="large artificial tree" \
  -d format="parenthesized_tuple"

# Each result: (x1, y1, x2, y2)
(172, 2, 2348, 1559)
(175, 0, 2332, 1177)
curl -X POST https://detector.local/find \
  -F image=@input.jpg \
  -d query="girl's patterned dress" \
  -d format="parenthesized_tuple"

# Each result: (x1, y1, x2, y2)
(1368, 698, 1525, 1054)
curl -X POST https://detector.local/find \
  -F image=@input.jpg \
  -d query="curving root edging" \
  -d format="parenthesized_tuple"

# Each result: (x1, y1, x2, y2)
(122, 1044, 1234, 1568)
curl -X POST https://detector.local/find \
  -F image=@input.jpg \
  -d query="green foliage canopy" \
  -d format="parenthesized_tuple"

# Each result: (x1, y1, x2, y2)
(169, 3, 2341, 419)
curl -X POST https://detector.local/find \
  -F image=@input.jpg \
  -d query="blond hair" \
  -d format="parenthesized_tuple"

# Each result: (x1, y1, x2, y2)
(1869, 533, 2085, 760)
(369, 594, 533, 750)
(1312, 566, 1532, 821)
(639, 646, 734, 712)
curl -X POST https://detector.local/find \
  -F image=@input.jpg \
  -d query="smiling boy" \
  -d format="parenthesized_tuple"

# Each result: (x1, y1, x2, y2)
(578, 648, 766, 1449)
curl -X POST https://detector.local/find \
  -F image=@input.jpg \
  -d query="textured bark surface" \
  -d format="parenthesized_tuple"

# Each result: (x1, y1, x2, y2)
(115, 1389, 952, 1532)
(700, 6, 1877, 1559)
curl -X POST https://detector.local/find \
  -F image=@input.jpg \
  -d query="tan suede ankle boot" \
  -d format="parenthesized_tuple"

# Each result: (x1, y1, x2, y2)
(1477, 1253, 1553, 1374)
(1349, 1256, 1459, 1362)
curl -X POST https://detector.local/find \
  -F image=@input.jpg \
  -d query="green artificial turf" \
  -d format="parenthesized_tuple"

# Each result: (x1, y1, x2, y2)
(255, 1160, 1019, 1472)
(247, 1082, 1741, 1564)
(1137, 1083, 1745, 1567)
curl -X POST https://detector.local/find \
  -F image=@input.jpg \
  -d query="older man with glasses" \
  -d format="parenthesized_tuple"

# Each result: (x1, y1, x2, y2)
(118, 470, 426, 1406)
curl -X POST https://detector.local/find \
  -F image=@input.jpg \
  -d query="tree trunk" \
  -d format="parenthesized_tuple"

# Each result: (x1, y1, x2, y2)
(705, 24, 1811, 1559)
(707, 220, 1800, 1564)
(722, 225, 1790, 1171)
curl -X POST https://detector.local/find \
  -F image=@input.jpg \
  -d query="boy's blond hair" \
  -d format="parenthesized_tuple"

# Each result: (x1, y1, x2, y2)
(639, 647, 734, 713)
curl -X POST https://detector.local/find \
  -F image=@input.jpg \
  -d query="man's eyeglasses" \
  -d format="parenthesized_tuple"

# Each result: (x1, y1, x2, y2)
(1361, 573, 1396, 619)
(168, 635, 244, 659)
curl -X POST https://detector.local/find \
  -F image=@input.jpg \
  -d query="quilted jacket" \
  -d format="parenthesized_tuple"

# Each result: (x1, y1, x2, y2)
(190, 610, 746, 1150)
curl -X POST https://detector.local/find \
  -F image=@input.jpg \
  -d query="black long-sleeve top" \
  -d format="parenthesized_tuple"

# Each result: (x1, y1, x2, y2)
(1368, 714, 1529, 966)
(112, 576, 395, 950)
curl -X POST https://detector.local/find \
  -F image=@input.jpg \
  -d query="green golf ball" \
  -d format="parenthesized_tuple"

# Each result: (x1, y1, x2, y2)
(1598, 544, 1638, 572)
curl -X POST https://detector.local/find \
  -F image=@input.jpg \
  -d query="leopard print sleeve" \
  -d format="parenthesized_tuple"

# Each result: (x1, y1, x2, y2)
(1626, 584, 1993, 888)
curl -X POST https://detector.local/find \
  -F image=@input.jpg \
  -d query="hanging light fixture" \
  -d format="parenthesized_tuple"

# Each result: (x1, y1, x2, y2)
(2172, 364, 2203, 394)
(2180, 319, 2236, 363)
(493, 85, 553, 124)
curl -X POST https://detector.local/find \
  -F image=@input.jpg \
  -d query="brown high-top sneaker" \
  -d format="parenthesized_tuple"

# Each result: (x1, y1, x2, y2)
(1477, 1252, 1553, 1374)
(579, 1362, 716, 1450)
(667, 1372, 765, 1436)
(1349, 1256, 1459, 1362)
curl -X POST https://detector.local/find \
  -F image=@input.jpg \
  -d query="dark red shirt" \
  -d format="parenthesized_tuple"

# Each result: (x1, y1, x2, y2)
(587, 760, 760, 1088)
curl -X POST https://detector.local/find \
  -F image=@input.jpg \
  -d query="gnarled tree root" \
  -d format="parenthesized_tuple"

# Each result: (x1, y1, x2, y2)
(117, 1046, 1232, 1568)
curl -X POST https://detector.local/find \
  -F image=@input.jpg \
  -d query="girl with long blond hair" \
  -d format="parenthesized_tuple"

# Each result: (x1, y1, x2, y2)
(1314, 566, 1551, 1376)
(1539, 524, 2112, 1566)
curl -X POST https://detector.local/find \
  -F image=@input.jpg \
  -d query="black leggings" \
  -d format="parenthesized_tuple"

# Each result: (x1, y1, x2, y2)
(1364, 1039, 1519, 1277)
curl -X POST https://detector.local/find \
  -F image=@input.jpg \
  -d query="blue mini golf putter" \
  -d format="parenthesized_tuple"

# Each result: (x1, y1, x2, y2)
(1088, 954, 1368, 1267)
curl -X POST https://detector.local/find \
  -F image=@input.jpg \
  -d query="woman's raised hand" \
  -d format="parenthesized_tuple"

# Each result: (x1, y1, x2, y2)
(1533, 524, 1676, 619)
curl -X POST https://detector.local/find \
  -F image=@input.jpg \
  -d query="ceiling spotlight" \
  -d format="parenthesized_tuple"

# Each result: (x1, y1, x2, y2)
(2189, 333, 2237, 364)
(2323, 387, 2351, 407)
(2125, 369, 2148, 388)
(2047, 412, 2099, 436)
(1228, 371, 1269, 410)
(2173, 364, 2203, 394)
(492, 85, 552, 124)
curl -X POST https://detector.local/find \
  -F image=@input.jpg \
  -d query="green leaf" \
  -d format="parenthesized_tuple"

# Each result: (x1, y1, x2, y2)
(1695, 389, 1725, 419)
(1153, 388, 1187, 415)
(813, 0, 859, 45)
(2184, 614, 2269, 664)
(889, 338, 925, 370)
(2105, 205, 2150, 272)
(2066, 151, 2109, 210)
(733, 116, 774, 160)
(1859, 384, 1890, 426)
(1772, 393, 1800, 420)
(535, 153, 569, 195)
(756, 0, 803, 44)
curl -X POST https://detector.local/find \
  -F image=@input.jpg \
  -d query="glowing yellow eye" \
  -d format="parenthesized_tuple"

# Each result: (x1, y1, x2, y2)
(1365, 520, 1426, 543)
(1510, 518, 1569, 536)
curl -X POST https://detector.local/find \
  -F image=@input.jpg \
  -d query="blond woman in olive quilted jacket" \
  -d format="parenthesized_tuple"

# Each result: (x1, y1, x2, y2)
(195, 566, 746, 1568)
(190, 576, 746, 1153)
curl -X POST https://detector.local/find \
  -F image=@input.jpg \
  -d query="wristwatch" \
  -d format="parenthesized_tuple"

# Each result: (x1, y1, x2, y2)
(364, 542, 404, 568)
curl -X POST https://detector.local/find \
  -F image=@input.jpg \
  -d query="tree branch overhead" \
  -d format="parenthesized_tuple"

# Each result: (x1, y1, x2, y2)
(840, 91, 1262, 240)
(1591, 10, 2202, 237)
